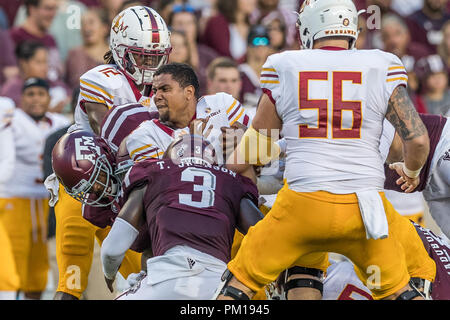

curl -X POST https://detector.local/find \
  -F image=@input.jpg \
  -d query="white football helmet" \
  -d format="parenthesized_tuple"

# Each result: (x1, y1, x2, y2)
(110, 6, 171, 85)
(297, 0, 363, 49)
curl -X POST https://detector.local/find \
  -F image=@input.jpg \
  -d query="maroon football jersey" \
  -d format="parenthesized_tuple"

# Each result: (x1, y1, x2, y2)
(122, 159, 258, 263)
(100, 103, 159, 151)
(384, 114, 447, 192)
(412, 222, 450, 300)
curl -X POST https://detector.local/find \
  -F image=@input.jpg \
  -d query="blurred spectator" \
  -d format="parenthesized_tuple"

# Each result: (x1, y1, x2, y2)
(168, 3, 219, 96)
(391, 0, 424, 17)
(416, 54, 450, 115)
(381, 14, 432, 113)
(239, 25, 272, 114)
(381, 14, 431, 72)
(201, 0, 257, 63)
(48, 0, 87, 63)
(10, 0, 63, 82)
(65, 8, 110, 89)
(260, 11, 288, 52)
(99, 0, 127, 23)
(0, 30, 19, 86)
(407, 0, 450, 54)
(363, 0, 401, 49)
(437, 20, 450, 76)
(168, 30, 191, 65)
(206, 57, 242, 101)
(0, 41, 70, 113)
(156, 0, 184, 24)
(250, 0, 297, 49)
(15, 0, 88, 62)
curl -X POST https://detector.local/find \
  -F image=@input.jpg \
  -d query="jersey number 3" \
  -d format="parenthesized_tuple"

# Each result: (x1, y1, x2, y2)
(179, 167, 216, 208)
(299, 71, 362, 139)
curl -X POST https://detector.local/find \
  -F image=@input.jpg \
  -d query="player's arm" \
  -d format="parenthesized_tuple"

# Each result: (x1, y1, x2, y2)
(226, 93, 282, 174)
(236, 196, 265, 235)
(84, 102, 109, 135)
(385, 86, 429, 192)
(386, 132, 403, 164)
(100, 184, 147, 291)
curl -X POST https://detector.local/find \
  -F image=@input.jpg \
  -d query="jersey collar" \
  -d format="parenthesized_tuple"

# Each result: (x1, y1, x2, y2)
(123, 71, 143, 101)
(318, 46, 347, 51)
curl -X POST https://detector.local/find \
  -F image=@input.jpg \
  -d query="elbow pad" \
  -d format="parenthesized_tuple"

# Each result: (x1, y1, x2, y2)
(238, 126, 281, 166)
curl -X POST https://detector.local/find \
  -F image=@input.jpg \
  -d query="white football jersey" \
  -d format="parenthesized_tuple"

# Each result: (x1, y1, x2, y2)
(323, 260, 373, 300)
(73, 64, 156, 132)
(126, 92, 251, 163)
(261, 48, 408, 193)
(0, 109, 70, 198)
(0, 97, 15, 184)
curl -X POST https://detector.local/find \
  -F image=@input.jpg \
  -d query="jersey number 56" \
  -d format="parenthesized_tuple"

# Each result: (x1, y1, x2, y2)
(299, 71, 362, 139)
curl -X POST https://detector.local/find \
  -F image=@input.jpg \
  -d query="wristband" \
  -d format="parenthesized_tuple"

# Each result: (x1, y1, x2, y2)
(402, 163, 422, 179)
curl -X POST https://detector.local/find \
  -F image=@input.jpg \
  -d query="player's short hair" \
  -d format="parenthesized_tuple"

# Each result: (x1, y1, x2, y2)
(207, 57, 239, 80)
(154, 62, 200, 99)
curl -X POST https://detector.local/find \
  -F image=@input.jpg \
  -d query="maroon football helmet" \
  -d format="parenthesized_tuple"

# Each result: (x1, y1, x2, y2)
(164, 134, 217, 166)
(52, 130, 120, 207)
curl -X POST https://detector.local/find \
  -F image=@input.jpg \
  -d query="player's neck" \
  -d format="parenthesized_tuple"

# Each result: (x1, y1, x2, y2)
(172, 102, 197, 129)
(313, 38, 350, 50)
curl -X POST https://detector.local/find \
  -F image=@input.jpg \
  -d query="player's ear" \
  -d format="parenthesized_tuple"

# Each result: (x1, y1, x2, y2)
(184, 85, 195, 101)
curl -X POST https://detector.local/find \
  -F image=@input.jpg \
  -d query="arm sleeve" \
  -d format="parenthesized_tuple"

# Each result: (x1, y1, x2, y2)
(260, 55, 282, 106)
(101, 217, 139, 280)
(223, 93, 251, 127)
(384, 53, 408, 107)
(126, 123, 164, 162)
(79, 70, 115, 109)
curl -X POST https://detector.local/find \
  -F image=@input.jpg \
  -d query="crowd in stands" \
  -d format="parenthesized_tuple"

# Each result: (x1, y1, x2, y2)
(0, 0, 447, 118)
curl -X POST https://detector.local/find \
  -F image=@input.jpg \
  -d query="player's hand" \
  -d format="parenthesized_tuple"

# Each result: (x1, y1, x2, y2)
(389, 162, 420, 193)
(189, 118, 213, 139)
(220, 122, 247, 161)
(127, 270, 147, 287)
(104, 275, 115, 293)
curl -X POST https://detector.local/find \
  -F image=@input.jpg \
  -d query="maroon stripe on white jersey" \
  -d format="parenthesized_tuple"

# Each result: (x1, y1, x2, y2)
(101, 104, 153, 150)
(227, 103, 242, 120)
(80, 85, 113, 105)
(387, 71, 408, 77)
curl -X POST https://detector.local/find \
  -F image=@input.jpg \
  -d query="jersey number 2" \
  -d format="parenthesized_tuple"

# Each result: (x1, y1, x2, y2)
(299, 71, 362, 139)
(179, 167, 216, 208)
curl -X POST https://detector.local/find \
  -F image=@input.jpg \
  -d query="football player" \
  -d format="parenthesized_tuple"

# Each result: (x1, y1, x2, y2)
(51, 5, 171, 300)
(0, 79, 69, 299)
(101, 134, 264, 299)
(217, 0, 431, 300)
(124, 63, 251, 169)
(0, 97, 20, 300)
(382, 113, 450, 238)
